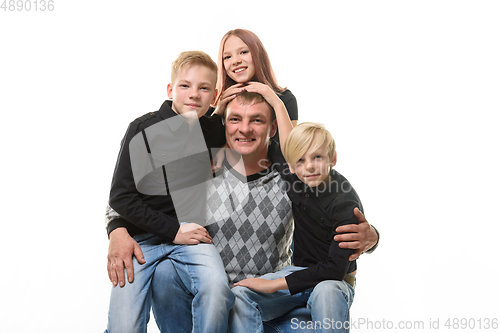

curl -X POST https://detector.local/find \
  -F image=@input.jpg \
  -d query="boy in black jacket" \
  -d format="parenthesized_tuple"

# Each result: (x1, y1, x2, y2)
(105, 51, 233, 333)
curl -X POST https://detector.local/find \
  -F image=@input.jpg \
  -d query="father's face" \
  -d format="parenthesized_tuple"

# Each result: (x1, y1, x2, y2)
(225, 99, 277, 159)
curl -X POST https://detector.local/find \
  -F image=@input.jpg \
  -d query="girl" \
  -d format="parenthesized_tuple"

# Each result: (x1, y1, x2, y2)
(210, 29, 298, 142)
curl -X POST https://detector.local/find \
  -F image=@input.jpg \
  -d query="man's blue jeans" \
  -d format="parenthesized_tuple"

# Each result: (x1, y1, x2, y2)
(230, 266, 355, 333)
(151, 264, 354, 333)
(105, 233, 234, 333)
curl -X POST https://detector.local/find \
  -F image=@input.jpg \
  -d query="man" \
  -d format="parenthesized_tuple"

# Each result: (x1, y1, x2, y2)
(106, 91, 379, 332)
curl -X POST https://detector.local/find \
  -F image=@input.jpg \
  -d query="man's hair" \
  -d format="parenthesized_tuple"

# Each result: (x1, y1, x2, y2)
(284, 122, 336, 167)
(171, 51, 218, 84)
(216, 29, 284, 105)
(224, 90, 276, 122)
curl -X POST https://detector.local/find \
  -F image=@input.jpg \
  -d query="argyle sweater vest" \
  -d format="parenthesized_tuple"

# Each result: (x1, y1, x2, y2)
(206, 165, 294, 284)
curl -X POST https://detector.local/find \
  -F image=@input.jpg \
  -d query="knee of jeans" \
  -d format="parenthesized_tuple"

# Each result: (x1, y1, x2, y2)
(310, 280, 347, 302)
(195, 279, 234, 309)
(211, 279, 232, 295)
(199, 269, 229, 289)
(316, 280, 345, 291)
(231, 285, 250, 300)
(197, 276, 232, 298)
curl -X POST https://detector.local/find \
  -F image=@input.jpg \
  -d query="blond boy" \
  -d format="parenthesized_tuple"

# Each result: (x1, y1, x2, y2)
(231, 122, 363, 333)
(105, 51, 233, 333)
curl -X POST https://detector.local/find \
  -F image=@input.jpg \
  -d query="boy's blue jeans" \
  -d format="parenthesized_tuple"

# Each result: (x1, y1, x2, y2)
(230, 266, 355, 333)
(151, 264, 354, 333)
(104, 233, 234, 333)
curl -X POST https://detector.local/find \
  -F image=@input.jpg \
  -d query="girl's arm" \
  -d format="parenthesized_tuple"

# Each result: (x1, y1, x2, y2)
(243, 82, 293, 152)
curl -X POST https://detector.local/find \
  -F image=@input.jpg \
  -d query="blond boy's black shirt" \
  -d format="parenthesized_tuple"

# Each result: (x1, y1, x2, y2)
(268, 141, 364, 295)
(284, 169, 362, 295)
(280, 170, 363, 295)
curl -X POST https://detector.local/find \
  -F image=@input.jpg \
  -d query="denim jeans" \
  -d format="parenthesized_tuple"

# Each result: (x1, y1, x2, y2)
(151, 258, 195, 332)
(104, 233, 234, 333)
(150, 264, 353, 333)
(230, 266, 355, 333)
(263, 307, 315, 333)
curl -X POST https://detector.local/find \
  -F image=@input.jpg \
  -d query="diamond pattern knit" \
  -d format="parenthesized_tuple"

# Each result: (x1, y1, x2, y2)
(104, 163, 294, 284)
(206, 165, 294, 284)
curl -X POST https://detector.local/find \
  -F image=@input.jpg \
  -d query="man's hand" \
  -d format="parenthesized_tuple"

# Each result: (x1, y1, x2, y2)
(335, 208, 378, 261)
(233, 277, 287, 294)
(107, 227, 145, 287)
(173, 223, 213, 245)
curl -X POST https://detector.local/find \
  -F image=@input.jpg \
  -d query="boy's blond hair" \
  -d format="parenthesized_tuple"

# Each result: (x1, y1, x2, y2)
(171, 51, 218, 84)
(284, 122, 336, 167)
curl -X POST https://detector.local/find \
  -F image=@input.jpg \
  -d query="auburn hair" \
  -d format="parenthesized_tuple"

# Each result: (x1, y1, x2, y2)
(216, 29, 284, 105)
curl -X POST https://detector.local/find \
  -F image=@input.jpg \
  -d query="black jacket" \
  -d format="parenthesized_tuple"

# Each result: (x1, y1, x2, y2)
(107, 100, 225, 242)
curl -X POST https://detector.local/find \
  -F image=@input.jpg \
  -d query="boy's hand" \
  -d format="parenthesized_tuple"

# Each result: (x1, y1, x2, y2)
(107, 227, 146, 287)
(234, 277, 286, 294)
(211, 147, 227, 173)
(173, 223, 213, 245)
(335, 208, 378, 261)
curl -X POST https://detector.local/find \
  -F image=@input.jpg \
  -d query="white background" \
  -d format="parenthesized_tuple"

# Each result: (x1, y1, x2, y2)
(1, 1, 499, 332)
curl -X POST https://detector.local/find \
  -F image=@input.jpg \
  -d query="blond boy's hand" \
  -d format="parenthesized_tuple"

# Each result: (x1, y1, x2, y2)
(234, 277, 286, 294)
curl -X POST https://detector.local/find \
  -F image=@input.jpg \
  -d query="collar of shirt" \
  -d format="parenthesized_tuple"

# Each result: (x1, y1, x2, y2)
(220, 158, 273, 183)
(158, 100, 197, 132)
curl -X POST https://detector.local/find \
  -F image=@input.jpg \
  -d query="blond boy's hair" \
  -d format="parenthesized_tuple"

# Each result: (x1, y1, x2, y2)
(284, 122, 336, 167)
(171, 51, 218, 84)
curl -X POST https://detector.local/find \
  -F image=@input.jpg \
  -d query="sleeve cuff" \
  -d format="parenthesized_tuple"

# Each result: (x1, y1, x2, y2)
(106, 218, 130, 239)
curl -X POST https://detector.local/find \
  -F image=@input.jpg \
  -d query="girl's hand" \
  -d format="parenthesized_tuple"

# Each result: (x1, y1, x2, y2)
(242, 82, 282, 109)
(212, 83, 245, 117)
